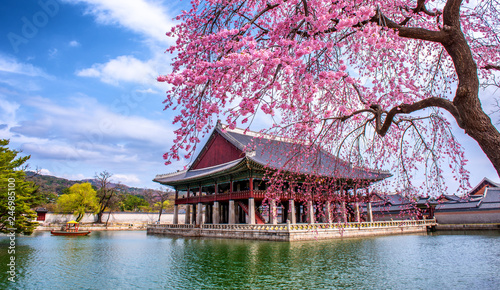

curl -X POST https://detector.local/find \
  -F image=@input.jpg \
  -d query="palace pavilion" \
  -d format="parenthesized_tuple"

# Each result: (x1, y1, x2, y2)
(154, 122, 391, 226)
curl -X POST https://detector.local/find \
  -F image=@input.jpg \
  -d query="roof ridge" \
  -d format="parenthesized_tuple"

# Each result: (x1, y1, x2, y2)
(155, 169, 187, 179)
(218, 122, 298, 144)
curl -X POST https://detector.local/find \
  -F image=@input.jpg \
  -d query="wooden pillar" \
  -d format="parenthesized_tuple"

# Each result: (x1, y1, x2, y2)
(289, 199, 296, 224)
(367, 202, 373, 222)
(228, 200, 235, 224)
(197, 202, 203, 225)
(213, 201, 220, 224)
(270, 199, 277, 224)
(173, 204, 179, 225)
(307, 200, 315, 224)
(248, 198, 255, 224)
(185, 205, 191, 224)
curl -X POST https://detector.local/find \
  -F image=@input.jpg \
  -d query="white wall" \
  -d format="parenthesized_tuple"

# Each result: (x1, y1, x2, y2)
(41, 212, 174, 224)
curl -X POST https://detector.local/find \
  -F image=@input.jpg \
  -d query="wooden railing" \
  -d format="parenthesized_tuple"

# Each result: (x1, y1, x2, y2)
(148, 219, 436, 231)
(176, 190, 280, 204)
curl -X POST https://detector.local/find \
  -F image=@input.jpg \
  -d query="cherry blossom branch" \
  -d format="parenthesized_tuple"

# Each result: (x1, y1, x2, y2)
(377, 97, 464, 136)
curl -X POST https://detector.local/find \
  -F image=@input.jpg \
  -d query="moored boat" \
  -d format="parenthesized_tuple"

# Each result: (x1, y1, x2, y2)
(51, 220, 91, 236)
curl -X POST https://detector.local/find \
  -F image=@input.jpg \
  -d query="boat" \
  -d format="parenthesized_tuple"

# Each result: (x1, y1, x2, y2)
(51, 220, 91, 236)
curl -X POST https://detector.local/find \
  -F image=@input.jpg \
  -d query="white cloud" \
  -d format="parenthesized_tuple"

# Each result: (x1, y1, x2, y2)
(60, 173, 88, 181)
(0, 54, 51, 78)
(13, 94, 174, 147)
(136, 88, 158, 94)
(76, 55, 157, 85)
(0, 96, 20, 125)
(48, 48, 58, 58)
(39, 168, 52, 175)
(4, 94, 174, 187)
(113, 173, 141, 185)
(64, 0, 175, 44)
(69, 40, 80, 47)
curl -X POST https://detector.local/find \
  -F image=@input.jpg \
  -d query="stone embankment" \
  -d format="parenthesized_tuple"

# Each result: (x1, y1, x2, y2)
(148, 219, 437, 242)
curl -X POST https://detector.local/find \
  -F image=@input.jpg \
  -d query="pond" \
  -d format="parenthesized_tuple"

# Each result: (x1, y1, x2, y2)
(1, 231, 499, 289)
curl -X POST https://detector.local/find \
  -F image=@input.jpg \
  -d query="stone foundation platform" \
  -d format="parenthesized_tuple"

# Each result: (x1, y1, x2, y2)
(147, 219, 436, 241)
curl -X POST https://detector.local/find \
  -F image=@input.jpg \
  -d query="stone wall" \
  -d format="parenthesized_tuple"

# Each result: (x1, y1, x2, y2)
(435, 210, 500, 224)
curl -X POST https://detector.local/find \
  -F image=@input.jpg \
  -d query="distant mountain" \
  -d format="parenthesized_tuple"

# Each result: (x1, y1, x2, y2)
(26, 171, 169, 196)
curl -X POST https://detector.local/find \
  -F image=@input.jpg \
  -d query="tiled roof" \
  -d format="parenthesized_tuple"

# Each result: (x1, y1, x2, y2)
(154, 158, 245, 183)
(155, 123, 391, 184)
(435, 201, 480, 210)
(468, 177, 500, 195)
(479, 188, 500, 209)
(220, 125, 391, 180)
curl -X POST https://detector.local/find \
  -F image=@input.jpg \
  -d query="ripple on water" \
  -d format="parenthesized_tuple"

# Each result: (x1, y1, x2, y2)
(1, 231, 499, 289)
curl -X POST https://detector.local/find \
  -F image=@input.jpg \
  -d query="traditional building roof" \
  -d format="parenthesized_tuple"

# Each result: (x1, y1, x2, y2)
(435, 186, 500, 212)
(468, 177, 500, 196)
(479, 188, 500, 209)
(154, 123, 391, 186)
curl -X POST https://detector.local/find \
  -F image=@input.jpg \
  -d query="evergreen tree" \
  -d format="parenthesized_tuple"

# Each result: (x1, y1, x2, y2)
(0, 139, 38, 235)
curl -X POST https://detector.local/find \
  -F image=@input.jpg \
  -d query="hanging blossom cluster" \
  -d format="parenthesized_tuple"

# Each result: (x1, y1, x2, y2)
(158, 0, 500, 196)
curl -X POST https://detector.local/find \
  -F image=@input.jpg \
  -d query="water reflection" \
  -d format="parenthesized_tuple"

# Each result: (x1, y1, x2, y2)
(1, 231, 499, 289)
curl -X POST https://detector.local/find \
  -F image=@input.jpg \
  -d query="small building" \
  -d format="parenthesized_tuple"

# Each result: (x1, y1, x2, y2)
(154, 123, 391, 226)
(35, 208, 48, 221)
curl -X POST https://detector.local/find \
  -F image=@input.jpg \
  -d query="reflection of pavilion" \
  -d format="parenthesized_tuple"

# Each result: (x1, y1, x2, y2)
(154, 122, 392, 226)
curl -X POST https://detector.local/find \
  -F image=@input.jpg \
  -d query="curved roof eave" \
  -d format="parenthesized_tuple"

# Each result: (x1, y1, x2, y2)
(154, 157, 249, 186)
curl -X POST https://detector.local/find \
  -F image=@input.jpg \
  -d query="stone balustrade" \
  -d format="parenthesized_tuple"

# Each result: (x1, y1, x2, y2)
(148, 219, 436, 232)
(147, 219, 437, 241)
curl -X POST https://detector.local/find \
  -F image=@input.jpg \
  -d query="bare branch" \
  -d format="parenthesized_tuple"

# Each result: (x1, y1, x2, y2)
(483, 64, 500, 71)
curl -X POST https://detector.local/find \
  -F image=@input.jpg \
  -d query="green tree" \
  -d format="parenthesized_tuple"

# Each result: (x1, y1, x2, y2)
(120, 194, 149, 212)
(94, 171, 120, 223)
(0, 139, 38, 234)
(144, 188, 173, 222)
(57, 182, 99, 222)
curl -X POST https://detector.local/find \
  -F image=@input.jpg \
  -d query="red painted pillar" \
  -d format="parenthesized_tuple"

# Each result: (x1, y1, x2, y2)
(249, 177, 254, 198)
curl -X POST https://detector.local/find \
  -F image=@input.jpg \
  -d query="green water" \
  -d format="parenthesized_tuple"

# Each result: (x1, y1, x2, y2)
(1, 231, 499, 289)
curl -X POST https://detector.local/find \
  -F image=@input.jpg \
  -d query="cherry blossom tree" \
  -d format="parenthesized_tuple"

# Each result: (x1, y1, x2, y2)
(158, 0, 500, 193)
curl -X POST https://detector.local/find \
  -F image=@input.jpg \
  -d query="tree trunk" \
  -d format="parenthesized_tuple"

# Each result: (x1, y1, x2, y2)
(105, 211, 111, 227)
(158, 206, 163, 222)
(441, 13, 500, 177)
(456, 100, 500, 176)
(96, 211, 103, 223)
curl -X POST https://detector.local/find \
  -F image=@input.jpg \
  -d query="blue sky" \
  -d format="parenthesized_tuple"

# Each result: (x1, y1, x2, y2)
(0, 0, 498, 191)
